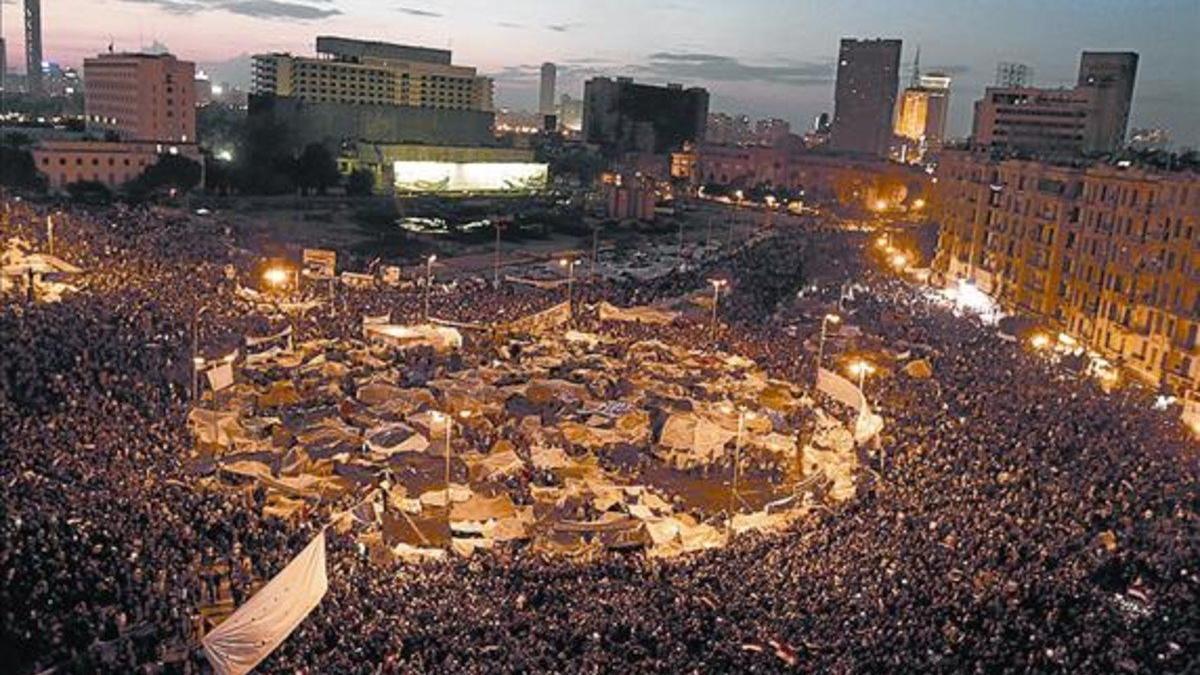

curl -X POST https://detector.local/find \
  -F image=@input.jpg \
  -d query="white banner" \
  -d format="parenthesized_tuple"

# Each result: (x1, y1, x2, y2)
(816, 367, 865, 411)
(245, 326, 293, 348)
(203, 531, 328, 675)
(206, 362, 234, 392)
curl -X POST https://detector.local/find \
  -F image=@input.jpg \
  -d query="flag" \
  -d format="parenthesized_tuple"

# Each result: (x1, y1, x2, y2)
(202, 531, 328, 675)
(206, 362, 234, 392)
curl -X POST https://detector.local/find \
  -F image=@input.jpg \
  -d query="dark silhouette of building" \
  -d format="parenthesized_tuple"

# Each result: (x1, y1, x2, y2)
(24, 0, 43, 96)
(830, 38, 901, 157)
(1077, 51, 1138, 153)
(583, 77, 709, 156)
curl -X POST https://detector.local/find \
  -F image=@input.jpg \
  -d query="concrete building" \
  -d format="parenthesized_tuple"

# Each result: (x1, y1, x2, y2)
(831, 38, 902, 157)
(24, 0, 42, 96)
(539, 62, 556, 117)
(972, 86, 1095, 156)
(252, 37, 493, 112)
(1077, 51, 1139, 154)
(754, 118, 791, 146)
(971, 50, 1138, 157)
(83, 52, 196, 143)
(933, 147, 1200, 398)
(247, 94, 495, 154)
(32, 140, 199, 191)
(706, 112, 751, 146)
(557, 94, 584, 132)
(695, 143, 930, 207)
(582, 77, 709, 156)
(893, 71, 950, 163)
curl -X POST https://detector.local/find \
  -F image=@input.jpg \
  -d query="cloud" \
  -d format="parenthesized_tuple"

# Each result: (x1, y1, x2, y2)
(115, 0, 340, 20)
(641, 52, 833, 86)
(496, 21, 525, 29)
(546, 23, 576, 32)
(396, 5, 441, 17)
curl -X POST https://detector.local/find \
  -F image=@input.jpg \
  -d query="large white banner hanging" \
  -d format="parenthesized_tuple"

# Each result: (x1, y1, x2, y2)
(202, 531, 328, 675)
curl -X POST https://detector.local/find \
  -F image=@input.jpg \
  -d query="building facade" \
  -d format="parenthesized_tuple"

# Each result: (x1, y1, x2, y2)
(1077, 51, 1138, 154)
(971, 51, 1138, 157)
(830, 38, 902, 157)
(83, 53, 196, 143)
(252, 37, 493, 112)
(32, 141, 199, 190)
(933, 148, 1200, 397)
(539, 62, 557, 117)
(24, 0, 43, 96)
(893, 72, 950, 163)
(583, 77, 709, 156)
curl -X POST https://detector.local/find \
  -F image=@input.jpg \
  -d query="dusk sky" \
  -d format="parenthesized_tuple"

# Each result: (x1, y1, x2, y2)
(3, 0, 1198, 145)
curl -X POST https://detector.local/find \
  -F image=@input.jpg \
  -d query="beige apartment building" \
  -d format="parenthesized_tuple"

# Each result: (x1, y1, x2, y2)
(933, 147, 1200, 398)
(252, 37, 493, 112)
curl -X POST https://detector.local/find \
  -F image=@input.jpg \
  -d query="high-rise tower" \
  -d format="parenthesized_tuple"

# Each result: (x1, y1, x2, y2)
(24, 0, 42, 96)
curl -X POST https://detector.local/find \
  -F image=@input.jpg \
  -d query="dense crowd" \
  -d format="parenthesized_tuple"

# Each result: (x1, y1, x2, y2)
(1, 200, 1196, 673)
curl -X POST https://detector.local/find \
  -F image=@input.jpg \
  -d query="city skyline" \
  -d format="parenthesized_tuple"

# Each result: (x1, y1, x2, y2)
(1, 0, 1198, 146)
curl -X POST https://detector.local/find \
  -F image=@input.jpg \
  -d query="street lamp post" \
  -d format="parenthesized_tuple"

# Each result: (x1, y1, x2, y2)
(815, 313, 841, 382)
(708, 278, 726, 340)
(493, 221, 502, 287)
(559, 258, 577, 311)
(847, 360, 876, 415)
(191, 304, 210, 400)
(590, 226, 599, 283)
(424, 254, 437, 321)
(46, 215, 54, 256)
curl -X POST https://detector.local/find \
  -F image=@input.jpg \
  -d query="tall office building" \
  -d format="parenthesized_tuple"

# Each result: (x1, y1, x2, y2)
(83, 52, 196, 142)
(972, 50, 1138, 156)
(24, 0, 42, 96)
(830, 38, 902, 157)
(582, 77, 709, 156)
(1077, 51, 1138, 154)
(1, 37, 7, 92)
(539, 62, 556, 116)
(252, 36, 494, 112)
(893, 57, 951, 163)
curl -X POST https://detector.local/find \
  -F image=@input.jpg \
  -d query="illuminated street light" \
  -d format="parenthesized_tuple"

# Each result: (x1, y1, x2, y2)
(814, 313, 841, 385)
(847, 359, 876, 407)
(873, 199, 889, 212)
(1030, 333, 1051, 350)
(875, 234, 890, 249)
(708, 278, 727, 339)
(559, 258, 577, 311)
(912, 198, 926, 210)
(891, 253, 909, 270)
(263, 266, 291, 289)
(424, 254, 437, 321)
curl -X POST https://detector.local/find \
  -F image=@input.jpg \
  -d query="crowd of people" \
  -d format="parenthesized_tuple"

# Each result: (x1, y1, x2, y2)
(1, 199, 1196, 673)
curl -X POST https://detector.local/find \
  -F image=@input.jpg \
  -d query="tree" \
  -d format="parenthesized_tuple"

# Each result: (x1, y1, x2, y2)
(234, 115, 295, 195)
(65, 180, 112, 205)
(125, 154, 202, 201)
(0, 146, 46, 191)
(293, 143, 341, 195)
(346, 168, 375, 196)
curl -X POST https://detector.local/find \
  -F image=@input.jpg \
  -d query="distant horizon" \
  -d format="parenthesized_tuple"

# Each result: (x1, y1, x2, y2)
(1, 0, 1197, 146)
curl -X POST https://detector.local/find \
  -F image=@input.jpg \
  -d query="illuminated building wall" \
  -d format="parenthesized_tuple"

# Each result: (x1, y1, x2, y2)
(339, 143, 544, 194)
(934, 148, 1200, 398)
(392, 161, 547, 193)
